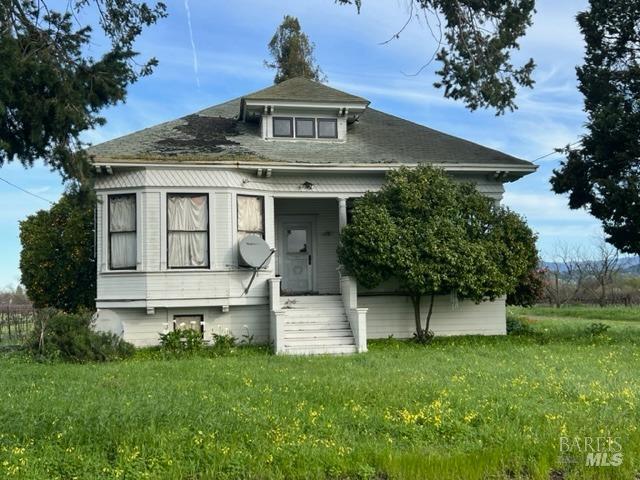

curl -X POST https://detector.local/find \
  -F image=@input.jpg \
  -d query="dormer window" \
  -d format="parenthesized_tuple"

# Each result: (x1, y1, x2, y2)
(295, 118, 315, 138)
(271, 116, 338, 140)
(317, 118, 337, 139)
(273, 117, 293, 137)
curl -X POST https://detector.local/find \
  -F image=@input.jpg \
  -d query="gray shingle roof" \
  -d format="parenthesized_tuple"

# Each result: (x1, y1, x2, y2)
(88, 85, 533, 170)
(242, 77, 369, 104)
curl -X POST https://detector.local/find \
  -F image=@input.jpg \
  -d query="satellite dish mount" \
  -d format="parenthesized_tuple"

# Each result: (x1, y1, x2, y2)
(238, 235, 275, 295)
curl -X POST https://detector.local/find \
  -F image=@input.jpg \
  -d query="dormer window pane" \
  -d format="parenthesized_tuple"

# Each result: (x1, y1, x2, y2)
(273, 117, 293, 137)
(318, 118, 338, 138)
(295, 118, 315, 138)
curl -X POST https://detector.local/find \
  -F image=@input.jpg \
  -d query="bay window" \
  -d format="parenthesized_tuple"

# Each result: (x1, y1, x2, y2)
(108, 194, 137, 270)
(237, 195, 264, 241)
(167, 193, 209, 268)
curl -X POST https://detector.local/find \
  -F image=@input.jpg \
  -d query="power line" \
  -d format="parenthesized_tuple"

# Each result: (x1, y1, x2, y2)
(532, 140, 582, 163)
(0, 176, 54, 205)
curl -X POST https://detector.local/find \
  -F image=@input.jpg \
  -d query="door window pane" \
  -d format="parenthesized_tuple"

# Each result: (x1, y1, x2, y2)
(273, 117, 293, 137)
(287, 229, 307, 253)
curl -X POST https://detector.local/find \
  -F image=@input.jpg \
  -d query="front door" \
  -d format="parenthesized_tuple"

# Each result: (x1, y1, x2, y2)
(280, 221, 313, 294)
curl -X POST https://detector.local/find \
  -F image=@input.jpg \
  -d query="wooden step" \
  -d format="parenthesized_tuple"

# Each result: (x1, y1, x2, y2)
(284, 329, 353, 339)
(284, 337, 355, 347)
(284, 320, 350, 329)
(282, 344, 357, 355)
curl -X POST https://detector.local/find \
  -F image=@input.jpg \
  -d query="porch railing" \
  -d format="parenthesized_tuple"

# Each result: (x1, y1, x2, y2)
(268, 277, 286, 354)
(340, 275, 368, 353)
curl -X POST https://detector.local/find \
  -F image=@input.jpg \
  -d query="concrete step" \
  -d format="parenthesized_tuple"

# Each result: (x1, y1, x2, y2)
(283, 344, 357, 355)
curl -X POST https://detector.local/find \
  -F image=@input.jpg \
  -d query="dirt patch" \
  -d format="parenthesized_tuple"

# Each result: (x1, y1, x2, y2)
(156, 115, 240, 152)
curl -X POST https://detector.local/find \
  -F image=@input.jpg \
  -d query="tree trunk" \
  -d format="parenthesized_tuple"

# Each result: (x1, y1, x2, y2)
(424, 293, 436, 333)
(411, 295, 423, 341)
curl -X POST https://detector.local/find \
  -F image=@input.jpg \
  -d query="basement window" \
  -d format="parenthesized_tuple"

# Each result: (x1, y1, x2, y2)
(273, 117, 293, 137)
(173, 314, 204, 336)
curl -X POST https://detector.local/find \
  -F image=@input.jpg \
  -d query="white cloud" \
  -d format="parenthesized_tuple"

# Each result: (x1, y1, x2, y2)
(503, 191, 593, 222)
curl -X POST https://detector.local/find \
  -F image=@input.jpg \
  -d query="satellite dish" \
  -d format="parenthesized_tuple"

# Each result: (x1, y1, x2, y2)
(239, 235, 273, 268)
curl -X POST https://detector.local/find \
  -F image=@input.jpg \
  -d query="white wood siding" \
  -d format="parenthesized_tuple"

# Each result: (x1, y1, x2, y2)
(96, 166, 503, 308)
(360, 295, 506, 338)
(96, 305, 270, 347)
(95, 168, 505, 201)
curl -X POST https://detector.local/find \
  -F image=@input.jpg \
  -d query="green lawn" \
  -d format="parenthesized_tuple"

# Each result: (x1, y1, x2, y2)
(510, 304, 640, 323)
(1, 310, 639, 479)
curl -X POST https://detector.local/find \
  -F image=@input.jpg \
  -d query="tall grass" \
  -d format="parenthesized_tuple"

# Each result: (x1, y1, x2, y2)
(511, 305, 640, 322)
(1, 318, 639, 479)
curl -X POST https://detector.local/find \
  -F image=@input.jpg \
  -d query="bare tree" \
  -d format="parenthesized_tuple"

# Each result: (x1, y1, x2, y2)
(544, 243, 588, 307)
(584, 235, 621, 307)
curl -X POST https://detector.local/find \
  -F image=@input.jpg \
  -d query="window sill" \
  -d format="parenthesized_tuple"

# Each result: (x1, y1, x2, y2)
(100, 268, 273, 275)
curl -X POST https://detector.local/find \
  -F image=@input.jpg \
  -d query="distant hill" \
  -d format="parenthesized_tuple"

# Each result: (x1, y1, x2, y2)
(541, 256, 640, 276)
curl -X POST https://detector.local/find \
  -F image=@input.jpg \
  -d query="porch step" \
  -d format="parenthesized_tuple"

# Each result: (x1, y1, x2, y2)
(281, 344, 357, 356)
(279, 295, 357, 355)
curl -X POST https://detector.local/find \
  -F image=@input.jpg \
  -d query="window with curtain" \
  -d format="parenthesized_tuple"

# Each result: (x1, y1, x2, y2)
(109, 194, 137, 270)
(167, 193, 209, 268)
(237, 195, 264, 241)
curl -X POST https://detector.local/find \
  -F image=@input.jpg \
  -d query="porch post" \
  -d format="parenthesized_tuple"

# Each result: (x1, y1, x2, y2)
(338, 197, 347, 232)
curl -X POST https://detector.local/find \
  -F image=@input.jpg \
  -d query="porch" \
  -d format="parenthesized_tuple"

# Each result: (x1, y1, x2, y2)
(272, 197, 348, 296)
(268, 197, 367, 355)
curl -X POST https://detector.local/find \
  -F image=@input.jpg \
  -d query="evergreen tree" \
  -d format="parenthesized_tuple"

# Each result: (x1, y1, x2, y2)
(265, 15, 325, 84)
(338, 166, 537, 342)
(0, 0, 166, 182)
(19, 187, 96, 311)
(338, 0, 535, 114)
(551, 0, 640, 255)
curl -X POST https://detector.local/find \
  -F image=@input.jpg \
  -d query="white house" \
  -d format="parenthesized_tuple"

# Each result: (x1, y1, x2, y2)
(90, 77, 536, 354)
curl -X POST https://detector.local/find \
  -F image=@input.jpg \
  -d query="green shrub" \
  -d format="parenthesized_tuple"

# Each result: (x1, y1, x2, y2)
(159, 329, 205, 354)
(212, 333, 236, 352)
(506, 314, 534, 335)
(27, 310, 134, 362)
(586, 322, 610, 336)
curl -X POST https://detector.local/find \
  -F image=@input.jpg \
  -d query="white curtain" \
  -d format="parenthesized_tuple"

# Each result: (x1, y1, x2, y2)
(168, 195, 208, 267)
(109, 195, 136, 269)
(238, 196, 263, 234)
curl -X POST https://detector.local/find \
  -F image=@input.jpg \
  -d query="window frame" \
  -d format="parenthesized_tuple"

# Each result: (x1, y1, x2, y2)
(237, 194, 265, 240)
(166, 192, 210, 270)
(108, 193, 137, 271)
(317, 118, 338, 139)
(294, 117, 316, 138)
(173, 314, 205, 337)
(272, 117, 294, 138)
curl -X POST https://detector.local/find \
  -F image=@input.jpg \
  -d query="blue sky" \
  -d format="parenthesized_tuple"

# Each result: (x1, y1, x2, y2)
(0, 0, 600, 287)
